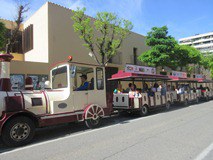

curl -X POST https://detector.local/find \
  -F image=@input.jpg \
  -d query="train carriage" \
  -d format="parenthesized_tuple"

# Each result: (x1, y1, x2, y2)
(108, 68, 172, 116)
(168, 71, 200, 105)
(196, 78, 213, 101)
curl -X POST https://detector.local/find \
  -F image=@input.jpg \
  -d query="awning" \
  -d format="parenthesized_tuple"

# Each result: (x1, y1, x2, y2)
(168, 76, 199, 82)
(108, 70, 171, 81)
(196, 78, 213, 83)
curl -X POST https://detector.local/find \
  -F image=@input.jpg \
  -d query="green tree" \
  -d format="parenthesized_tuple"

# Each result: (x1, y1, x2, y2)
(138, 26, 177, 67)
(71, 8, 133, 66)
(200, 53, 213, 78)
(173, 45, 202, 70)
(0, 22, 6, 51)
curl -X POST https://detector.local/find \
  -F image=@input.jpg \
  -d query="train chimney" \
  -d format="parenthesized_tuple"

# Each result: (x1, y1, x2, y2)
(0, 53, 14, 91)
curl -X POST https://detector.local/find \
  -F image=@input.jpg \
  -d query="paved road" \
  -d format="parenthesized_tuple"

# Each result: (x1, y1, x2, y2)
(0, 101, 213, 160)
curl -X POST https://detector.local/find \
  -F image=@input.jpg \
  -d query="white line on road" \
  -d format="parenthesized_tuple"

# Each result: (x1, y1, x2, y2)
(0, 113, 159, 155)
(194, 142, 213, 160)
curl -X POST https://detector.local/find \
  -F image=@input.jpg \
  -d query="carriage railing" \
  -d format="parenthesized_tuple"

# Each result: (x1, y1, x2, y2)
(113, 91, 174, 109)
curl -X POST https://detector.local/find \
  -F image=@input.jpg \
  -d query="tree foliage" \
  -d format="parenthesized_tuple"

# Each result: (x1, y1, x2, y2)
(138, 26, 203, 71)
(173, 45, 202, 70)
(138, 26, 177, 67)
(72, 8, 133, 66)
(0, 22, 7, 50)
(200, 53, 213, 78)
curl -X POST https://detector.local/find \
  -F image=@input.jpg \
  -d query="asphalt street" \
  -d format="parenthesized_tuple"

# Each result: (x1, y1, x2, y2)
(0, 101, 213, 160)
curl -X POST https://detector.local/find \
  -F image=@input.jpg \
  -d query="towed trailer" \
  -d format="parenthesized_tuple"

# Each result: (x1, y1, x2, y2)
(108, 68, 172, 116)
(196, 78, 213, 101)
(168, 73, 200, 106)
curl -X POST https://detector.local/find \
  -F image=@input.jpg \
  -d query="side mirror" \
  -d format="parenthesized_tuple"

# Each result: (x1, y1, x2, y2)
(45, 81, 51, 89)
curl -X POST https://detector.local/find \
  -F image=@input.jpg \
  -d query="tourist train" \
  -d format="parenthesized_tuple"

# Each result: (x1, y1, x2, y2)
(0, 54, 212, 147)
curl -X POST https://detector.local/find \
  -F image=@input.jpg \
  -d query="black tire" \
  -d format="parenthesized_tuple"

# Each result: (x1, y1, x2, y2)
(165, 101, 171, 110)
(2, 116, 35, 147)
(184, 99, 189, 107)
(85, 118, 102, 129)
(140, 105, 148, 116)
(196, 97, 199, 104)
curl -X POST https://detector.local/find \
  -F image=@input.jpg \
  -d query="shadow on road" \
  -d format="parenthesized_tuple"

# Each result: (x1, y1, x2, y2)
(0, 101, 208, 153)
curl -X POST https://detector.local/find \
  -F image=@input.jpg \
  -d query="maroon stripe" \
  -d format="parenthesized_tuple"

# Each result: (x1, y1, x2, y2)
(38, 110, 84, 117)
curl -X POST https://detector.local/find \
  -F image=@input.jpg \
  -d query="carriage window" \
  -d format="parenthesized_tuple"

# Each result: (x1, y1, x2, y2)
(70, 65, 76, 78)
(74, 66, 94, 91)
(52, 66, 68, 89)
(96, 68, 104, 90)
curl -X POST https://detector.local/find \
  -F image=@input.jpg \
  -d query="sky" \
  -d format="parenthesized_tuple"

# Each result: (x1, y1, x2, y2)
(0, 0, 213, 40)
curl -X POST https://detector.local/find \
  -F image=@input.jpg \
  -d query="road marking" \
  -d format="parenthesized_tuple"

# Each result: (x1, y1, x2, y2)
(194, 142, 213, 160)
(0, 114, 159, 155)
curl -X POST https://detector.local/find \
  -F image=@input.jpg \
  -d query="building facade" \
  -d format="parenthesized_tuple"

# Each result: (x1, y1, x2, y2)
(22, 2, 149, 66)
(179, 32, 213, 54)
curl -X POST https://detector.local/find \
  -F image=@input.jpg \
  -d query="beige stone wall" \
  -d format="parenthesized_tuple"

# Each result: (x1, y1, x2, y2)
(47, 2, 149, 70)
(0, 19, 23, 31)
(23, 3, 49, 63)
(11, 53, 24, 61)
(10, 60, 49, 75)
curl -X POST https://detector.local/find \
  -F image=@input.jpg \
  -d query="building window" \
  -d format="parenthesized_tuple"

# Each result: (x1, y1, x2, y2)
(23, 24, 33, 53)
(10, 74, 25, 91)
(133, 47, 137, 65)
(27, 74, 48, 90)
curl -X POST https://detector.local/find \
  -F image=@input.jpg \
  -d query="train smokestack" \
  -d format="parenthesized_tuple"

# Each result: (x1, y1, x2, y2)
(0, 53, 14, 91)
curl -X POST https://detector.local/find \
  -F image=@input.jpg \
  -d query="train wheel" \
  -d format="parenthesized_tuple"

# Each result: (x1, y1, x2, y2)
(84, 104, 104, 129)
(85, 118, 102, 129)
(140, 105, 148, 116)
(165, 101, 171, 110)
(2, 116, 35, 147)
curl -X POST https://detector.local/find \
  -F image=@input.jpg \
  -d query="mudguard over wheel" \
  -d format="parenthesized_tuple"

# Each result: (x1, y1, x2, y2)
(139, 105, 148, 116)
(84, 104, 104, 129)
(2, 116, 35, 147)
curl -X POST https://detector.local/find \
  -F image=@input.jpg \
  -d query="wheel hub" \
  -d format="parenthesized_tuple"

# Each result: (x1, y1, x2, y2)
(10, 123, 30, 141)
(93, 114, 98, 120)
(142, 107, 146, 113)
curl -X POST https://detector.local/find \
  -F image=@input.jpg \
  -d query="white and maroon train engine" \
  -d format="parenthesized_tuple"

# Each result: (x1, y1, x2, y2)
(0, 54, 110, 147)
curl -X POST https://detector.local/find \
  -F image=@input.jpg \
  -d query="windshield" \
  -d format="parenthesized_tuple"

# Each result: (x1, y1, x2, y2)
(52, 66, 68, 89)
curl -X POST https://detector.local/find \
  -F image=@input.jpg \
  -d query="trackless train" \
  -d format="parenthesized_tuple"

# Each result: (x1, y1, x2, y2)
(0, 54, 212, 146)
